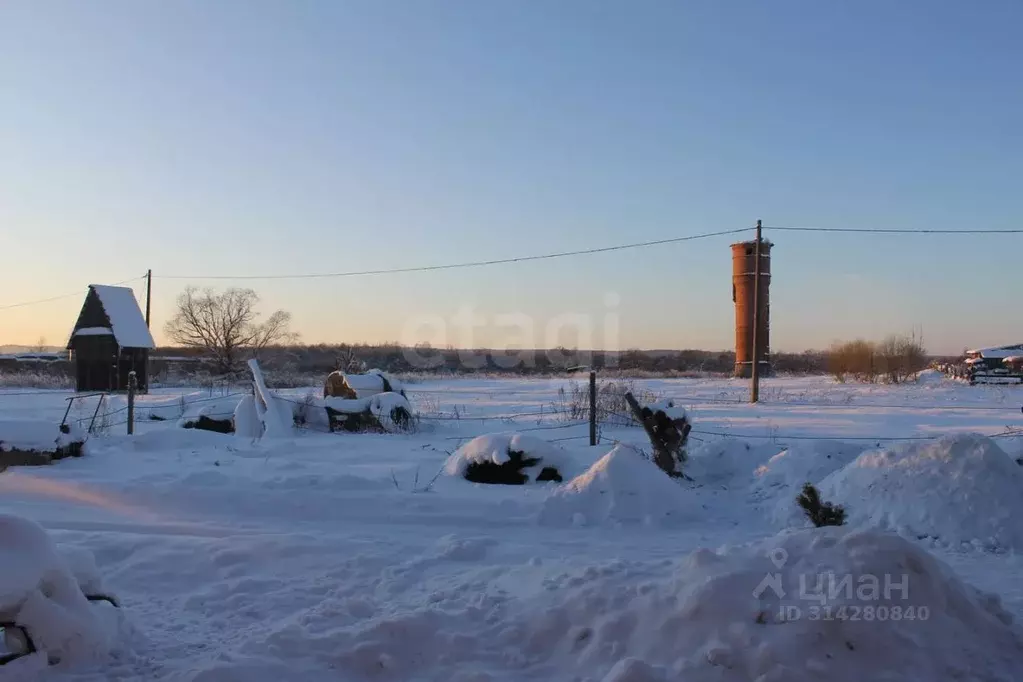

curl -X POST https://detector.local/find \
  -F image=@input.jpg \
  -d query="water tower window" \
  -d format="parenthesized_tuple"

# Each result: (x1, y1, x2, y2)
(745, 247, 753, 255)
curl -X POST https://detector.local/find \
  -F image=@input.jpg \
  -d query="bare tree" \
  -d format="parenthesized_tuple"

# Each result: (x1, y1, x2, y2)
(164, 288, 297, 373)
(32, 337, 48, 353)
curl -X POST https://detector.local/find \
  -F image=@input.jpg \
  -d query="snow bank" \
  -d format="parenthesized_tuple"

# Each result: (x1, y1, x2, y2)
(0, 514, 119, 665)
(445, 433, 576, 482)
(520, 527, 1023, 681)
(818, 434, 1023, 551)
(539, 445, 698, 527)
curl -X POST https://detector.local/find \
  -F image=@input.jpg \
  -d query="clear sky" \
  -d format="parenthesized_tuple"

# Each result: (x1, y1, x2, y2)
(2, 1, 1021, 355)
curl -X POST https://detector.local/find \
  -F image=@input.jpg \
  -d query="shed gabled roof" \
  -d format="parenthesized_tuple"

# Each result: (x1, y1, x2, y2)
(68, 285, 155, 350)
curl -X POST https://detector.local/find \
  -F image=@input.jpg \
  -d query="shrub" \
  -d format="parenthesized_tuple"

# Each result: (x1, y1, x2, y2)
(551, 379, 660, 425)
(876, 334, 928, 384)
(828, 335, 927, 384)
(796, 483, 846, 527)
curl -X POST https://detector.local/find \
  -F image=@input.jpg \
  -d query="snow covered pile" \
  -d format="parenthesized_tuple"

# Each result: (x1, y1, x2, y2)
(0, 419, 85, 459)
(539, 444, 698, 526)
(685, 438, 783, 486)
(817, 434, 1023, 551)
(177, 396, 242, 432)
(642, 398, 686, 421)
(752, 441, 866, 499)
(0, 514, 122, 667)
(446, 433, 577, 484)
(520, 527, 1023, 681)
(368, 392, 413, 431)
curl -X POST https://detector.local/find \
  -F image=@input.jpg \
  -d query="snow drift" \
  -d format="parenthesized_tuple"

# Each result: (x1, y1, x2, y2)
(818, 434, 1023, 551)
(519, 527, 1023, 681)
(539, 444, 698, 526)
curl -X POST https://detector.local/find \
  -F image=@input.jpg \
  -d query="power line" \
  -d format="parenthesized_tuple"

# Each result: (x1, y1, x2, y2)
(155, 228, 752, 281)
(0, 276, 147, 311)
(765, 225, 1023, 235)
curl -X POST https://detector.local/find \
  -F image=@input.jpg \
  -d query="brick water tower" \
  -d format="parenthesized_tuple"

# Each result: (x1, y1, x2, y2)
(731, 238, 773, 378)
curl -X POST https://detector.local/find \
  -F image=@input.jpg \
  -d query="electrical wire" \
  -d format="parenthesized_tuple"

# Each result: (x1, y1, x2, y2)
(0, 276, 147, 311)
(764, 225, 1023, 235)
(155, 228, 752, 280)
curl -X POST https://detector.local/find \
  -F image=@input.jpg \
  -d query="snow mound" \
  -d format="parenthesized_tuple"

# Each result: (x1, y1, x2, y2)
(915, 368, 945, 385)
(0, 514, 120, 665)
(521, 527, 1023, 681)
(752, 441, 866, 498)
(445, 433, 576, 483)
(539, 445, 697, 527)
(819, 434, 1023, 551)
(686, 438, 781, 486)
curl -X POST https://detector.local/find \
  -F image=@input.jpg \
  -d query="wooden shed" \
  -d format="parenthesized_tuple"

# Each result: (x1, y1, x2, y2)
(66, 285, 155, 392)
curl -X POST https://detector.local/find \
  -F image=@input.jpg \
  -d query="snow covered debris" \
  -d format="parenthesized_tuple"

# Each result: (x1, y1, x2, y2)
(520, 527, 1023, 681)
(233, 394, 262, 439)
(0, 420, 85, 462)
(642, 398, 686, 421)
(368, 392, 413, 431)
(0, 420, 66, 453)
(87, 285, 155, 349)
(177, 396, 242, 433)
(818, 434, 1023, 551)
(248, 359, 293, 438)
(446, 433, 576, 484)
(0, 514, 119, 665)
(539, 444, 698, 526)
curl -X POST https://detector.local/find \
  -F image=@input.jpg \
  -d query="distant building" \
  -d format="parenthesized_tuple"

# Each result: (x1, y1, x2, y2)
(66, 285, 155, 392)
(963, 344, 1023, 384)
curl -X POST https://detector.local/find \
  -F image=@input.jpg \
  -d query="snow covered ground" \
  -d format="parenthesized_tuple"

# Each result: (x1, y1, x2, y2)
(0, 374, 1022, 680)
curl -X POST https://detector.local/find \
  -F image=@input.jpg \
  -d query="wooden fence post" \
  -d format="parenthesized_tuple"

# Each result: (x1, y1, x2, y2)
(589, 370, 597, 446)
(127, 372, 137, 435)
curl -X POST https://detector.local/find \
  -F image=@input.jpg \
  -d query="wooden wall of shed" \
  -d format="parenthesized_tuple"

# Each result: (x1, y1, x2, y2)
(73, 335, 118, 392)
(69, 289, 112, 340)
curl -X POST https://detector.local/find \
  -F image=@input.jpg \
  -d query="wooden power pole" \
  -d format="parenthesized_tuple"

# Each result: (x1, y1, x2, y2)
(145, 269, 152, 328)
(750, 220, 763, 403)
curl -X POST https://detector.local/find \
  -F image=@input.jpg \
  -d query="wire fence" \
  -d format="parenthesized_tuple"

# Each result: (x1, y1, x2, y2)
(1, 380, 1021, 446)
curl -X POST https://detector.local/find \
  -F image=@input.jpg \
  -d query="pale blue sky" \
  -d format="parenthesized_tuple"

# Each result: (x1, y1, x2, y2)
(1, 1, 1020, 354)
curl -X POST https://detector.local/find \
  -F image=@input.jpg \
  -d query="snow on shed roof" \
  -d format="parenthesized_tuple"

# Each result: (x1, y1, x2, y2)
(89, 285, 155, 349)
(966, 344, 1023, 359)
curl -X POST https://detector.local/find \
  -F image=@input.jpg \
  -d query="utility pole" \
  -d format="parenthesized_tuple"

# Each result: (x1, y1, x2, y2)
(145, 269, 152, 328)
(751, 220, 763, 403)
